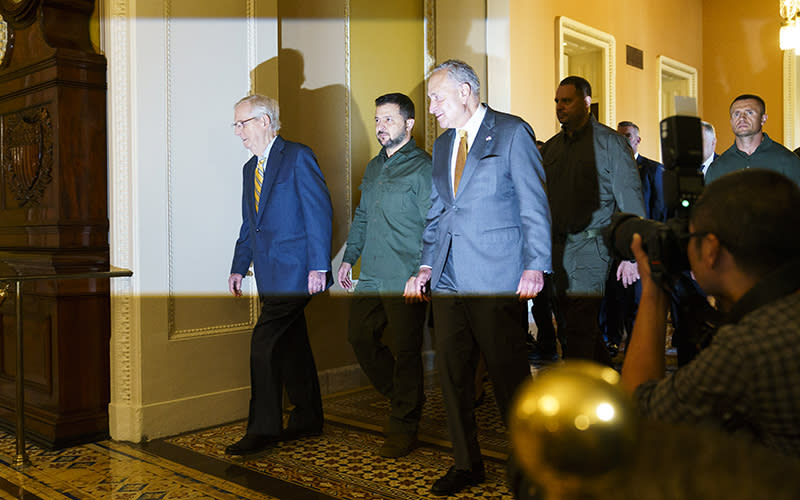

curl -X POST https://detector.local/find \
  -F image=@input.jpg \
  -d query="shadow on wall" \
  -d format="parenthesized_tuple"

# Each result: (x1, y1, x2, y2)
(247, 48, 365, 375)
(250, 48, 363, 252)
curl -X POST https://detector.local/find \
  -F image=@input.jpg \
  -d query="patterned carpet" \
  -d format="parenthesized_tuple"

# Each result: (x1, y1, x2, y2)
(156, 375, 515, 499)
(322, 374, 511, 457)
(164, 420, 512, 499)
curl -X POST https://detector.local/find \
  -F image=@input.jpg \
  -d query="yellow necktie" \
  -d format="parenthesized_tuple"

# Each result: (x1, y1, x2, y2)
(254, 157, 266, 213)
(454, 129, 468, 195)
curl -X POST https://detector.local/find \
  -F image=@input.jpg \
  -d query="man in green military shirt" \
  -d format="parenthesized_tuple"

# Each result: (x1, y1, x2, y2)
(706, 94, 800, 186)
(337, 93, 432, 458)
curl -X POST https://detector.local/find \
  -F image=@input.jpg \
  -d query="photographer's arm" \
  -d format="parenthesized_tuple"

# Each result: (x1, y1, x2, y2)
(621, 233, 671, 395)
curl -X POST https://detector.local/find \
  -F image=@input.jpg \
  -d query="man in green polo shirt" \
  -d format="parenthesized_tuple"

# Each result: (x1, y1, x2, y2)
(337, 93, 431, 458)
(706, 94, 800, 186)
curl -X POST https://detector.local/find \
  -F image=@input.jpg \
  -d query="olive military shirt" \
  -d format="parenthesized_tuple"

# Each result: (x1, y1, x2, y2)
(706, 133, 800, 186)
(343, 138, 432, 293)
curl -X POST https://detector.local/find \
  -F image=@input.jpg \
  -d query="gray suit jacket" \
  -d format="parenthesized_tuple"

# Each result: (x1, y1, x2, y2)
(543, 117, 645, 295)
(420, 106, 552, 294)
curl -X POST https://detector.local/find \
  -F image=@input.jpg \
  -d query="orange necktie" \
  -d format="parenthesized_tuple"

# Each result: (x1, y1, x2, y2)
(454, 129, 468, 195)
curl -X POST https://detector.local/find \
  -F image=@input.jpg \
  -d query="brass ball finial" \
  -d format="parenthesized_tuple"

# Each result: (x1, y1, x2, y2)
(509, 361, 639, 498)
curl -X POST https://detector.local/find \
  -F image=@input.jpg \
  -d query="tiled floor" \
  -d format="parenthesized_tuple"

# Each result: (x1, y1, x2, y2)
(0, 326, 643, 500)
(0, 374, 516, 500)
(0, 433, 277, 499)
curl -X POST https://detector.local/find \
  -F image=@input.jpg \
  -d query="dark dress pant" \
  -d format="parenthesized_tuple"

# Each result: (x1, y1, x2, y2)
(531, 274, 559, 354)
(558, 295, 613, 366)
(600, 261, 640, 348)
(246, 296, 323, 437)
(432, 294, 531, 469)
(553, 235, 614, 366)
(347, 294, 427, 435)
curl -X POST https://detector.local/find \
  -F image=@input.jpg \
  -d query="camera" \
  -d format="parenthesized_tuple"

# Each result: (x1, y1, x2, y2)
(605, 116, 719, 361)
(604, 213, 688, 287)
(605, 115, 703, 288)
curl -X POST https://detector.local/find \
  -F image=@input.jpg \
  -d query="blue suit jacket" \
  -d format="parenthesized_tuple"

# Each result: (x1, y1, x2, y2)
(637, 155, 668, 222)
(421, 107, 552, 294)
(231, 135, 333, 295)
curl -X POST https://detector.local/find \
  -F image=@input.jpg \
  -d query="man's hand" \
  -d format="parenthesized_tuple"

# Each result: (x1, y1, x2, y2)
(516, 270, 544, 299)
(228, 273, 244, 297)
(308, 270, 326, 295)
(404, 267, 432, 303)
(616, 260, 640, 288)
(337, 262, 353, 290)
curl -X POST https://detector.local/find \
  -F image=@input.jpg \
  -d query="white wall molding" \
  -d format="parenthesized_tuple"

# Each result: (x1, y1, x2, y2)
(657, 55, 698, 125)
(784, 49, 796, 149)
(104, 0, 141, 442)
(557, 16, 616, 127)
(424, 0, 436, 154)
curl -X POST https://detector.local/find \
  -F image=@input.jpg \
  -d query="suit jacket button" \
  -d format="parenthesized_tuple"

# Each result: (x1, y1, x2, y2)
(255, 228, 261, 232)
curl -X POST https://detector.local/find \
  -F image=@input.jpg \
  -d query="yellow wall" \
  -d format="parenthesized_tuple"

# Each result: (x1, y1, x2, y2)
(350, 0, 426, 219)
(702, 0, 785, 152)
(508, 0, 703, 159)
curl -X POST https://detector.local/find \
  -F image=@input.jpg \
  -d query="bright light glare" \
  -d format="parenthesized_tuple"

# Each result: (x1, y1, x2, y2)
(596, 402, 615, 421)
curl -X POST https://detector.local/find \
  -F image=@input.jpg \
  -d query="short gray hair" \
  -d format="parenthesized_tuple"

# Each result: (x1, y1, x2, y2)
(701, 120, 715, 137)
(235, 94, 281, 133)
(432, 59, 480, 99)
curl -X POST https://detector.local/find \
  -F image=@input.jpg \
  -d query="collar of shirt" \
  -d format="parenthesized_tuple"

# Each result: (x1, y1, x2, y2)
(258, 135, 277, 164)
(735, 132, 772, 158)
(455, 103, 487, 152)
(450, 104, 487, 187)
(562, 115, 593, 142)
(382, 137, 417, 163)
(701, 154, 714, 175)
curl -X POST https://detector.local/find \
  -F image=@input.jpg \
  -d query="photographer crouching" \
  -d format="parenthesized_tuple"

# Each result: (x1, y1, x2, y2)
(621, 168, 800, 458)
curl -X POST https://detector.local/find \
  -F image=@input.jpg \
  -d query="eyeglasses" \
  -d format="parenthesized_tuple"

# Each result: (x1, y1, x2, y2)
(231, 115, 262, 130)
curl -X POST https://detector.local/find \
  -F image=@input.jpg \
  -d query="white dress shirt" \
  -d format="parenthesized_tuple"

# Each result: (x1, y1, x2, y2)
(449, 104, 487, 196)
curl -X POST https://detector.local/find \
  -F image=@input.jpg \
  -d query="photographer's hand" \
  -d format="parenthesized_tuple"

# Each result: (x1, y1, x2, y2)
(621, 233, 670, 395)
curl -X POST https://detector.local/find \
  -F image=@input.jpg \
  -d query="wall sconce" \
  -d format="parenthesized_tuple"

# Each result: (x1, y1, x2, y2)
(781, 0, 800, 50)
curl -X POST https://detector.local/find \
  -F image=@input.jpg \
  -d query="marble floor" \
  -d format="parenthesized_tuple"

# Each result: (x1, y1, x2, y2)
(0, 374, 517, 500)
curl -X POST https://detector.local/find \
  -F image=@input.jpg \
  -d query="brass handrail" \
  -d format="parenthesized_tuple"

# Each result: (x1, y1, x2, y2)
(0, 266, 133, 468)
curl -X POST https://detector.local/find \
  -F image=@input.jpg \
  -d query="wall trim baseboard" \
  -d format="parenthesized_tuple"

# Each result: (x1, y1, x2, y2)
(109, 350, 436, 442)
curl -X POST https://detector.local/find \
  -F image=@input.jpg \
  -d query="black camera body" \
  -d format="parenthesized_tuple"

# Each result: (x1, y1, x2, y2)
(605, 116, 720, 361)
(605, 115, 703, 285)
(605, 213, 688, 286)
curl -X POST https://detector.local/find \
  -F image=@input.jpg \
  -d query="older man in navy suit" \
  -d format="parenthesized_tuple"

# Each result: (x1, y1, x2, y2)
(406, 60, 551, 496)
(226, 94, 333, 456)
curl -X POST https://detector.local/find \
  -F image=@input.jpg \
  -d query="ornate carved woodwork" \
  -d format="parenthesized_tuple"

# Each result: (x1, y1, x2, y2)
(0, 0, 111, 448)
(5, 106, 54, 207)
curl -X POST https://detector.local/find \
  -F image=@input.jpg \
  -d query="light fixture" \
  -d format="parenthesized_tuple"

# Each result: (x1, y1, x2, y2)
(780, 0, 800, 50)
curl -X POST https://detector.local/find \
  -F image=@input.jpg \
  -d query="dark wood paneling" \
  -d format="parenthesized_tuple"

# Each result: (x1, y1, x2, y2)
(0, 0, 111, 448)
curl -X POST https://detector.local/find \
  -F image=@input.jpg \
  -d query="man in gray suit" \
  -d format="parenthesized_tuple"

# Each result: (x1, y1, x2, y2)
(405, 59, 551, 496)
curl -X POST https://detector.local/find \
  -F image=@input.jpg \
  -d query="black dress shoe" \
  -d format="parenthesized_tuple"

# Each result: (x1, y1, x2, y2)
(224, 434, 279, 455)
(430, 464, 486, 496)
